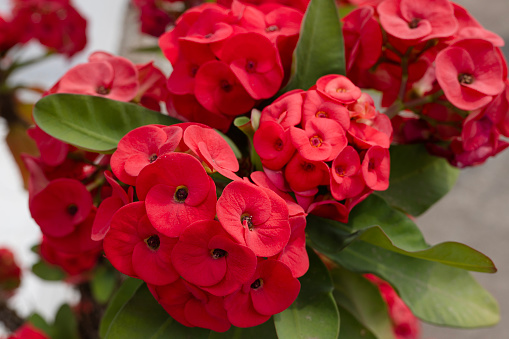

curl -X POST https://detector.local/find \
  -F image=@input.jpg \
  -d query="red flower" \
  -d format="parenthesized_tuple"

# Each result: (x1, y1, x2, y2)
(0, 248, 21, 297)
(216, 181, 290, 257)
(361, 146, 390, 191)
(221, 32, 284, 100)
(301, 90, 350, 131)
(136, 153, 217, 237)
(27, 126, 70, 167)
(172, 220, 257, 296)
(316, 74, 362, 104)
(330, 146, 365, 201)
(377, 0, 457, 42)
(7, 324, 49, 339)
(284, 153, 330, 192)
(348, 121, 391, 149)
(103, 201, 179, 285)
(259, 90, 304, 128)
(111, 124, 183, 186)
(435, 39, 505, 111)
(254, 121, 295, 170)
(224, 259, 300, 327)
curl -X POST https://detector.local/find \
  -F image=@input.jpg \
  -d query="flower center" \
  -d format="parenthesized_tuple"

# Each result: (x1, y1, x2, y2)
(204, 33, 213, 39)
(310, 135, 323, 148)
(149, 153, 158, 163)
(301, 161, 315, 172)
(274, 138, 284, 151)
(336, 88, 347, 93)
(189, 65, 199, 77)
(335, 165, 345, 176)
(408, 18, 420, 29)
(241, 214, 254, 231)
(174, 186, 189, 203)
(211, 248, 227, 259)
(96, 86, 110, 95)
(220, 79, 233, 92)
(250, 278, 263, 290)
(316, 111, 328, 118)
(145, 235, 160, 250)
(368, 159, 376, 171)
(246, 60, 256, 73)
(66, 204, 78, 216)
(266, 25, 278, 32)
(458, 73, 474, 85)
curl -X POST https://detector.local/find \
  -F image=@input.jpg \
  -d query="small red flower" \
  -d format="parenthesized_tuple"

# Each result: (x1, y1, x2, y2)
(284, 153, 330, 192)
(330, 146, 365, 201)
(254, 121, 295, 170)
(362, 146, 390, 191)
(316, 74, 362, 104)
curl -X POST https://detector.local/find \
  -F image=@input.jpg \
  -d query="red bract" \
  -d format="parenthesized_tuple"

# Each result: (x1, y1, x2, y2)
(27, 126, 70, 167)
(55, 52, 139, 101)
(216, 181, 291, 257)
(136, 153, 217, 237)
(330, 146, 365, 201)
(259, 90, 304, 128)
(221, 32, 284, 100)
(435, 39, 505, 111)
(0, 248, 21, 297)
(111, 124, 183, 185)
(253, 121, 295, 170)
(301, 90, 350, 130)
(316, 74, 362, 104)
(451, 4, 504, 46)
(284, 153, 330, 192)
(362, 146, 390, 191)
(377, 0, 457, 42)
(104, 201, 179, 285)
(30, 178, 92, 238)
(172, 220, 257, 296)
(135, 61, 169, 110)
(150, 279, 231, 332)
(183, 125, 240, 180)
(224, 259, 300, 327)
(7, 324, 49, 339)
(180, 6, 233, 44)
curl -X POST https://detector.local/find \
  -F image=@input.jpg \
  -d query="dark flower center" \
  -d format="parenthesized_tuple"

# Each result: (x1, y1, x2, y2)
(211, 248, 227, 259)
(408, 18, 420, 29)
(250, 278, 263, 290)
(335, 165, 345, 176)
(66, 204, 78, 216)
(368, 159, 376, 171)
(458, 73, 474, 85)
(220, 79, 233, 92)
(316, 111, 328, 118)
(146, 235, 160, 250)
(246, 60, 256, 73)
(96, 86, 110, 95)
(301, 162, 315, 172)
(149, 153, 158, 163)
(190, 65, 199, 77)
(241, 214, 254, 231)
(174, 186, 189, 202)
(274, 138, 284, 151)
(204, 33, 213, 39)
(310, 135, 323, 148)
(266, 25, 279, 32)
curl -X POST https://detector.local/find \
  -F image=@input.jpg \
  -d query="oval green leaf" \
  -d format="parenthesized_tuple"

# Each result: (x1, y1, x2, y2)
(282, 0, 345, 92)
(375, 144, 460, 216)
(274, 247, 340, 339)
(209, 320, 278, 339)
(32, 260, 66, 281)
(33, 94, 181, 153)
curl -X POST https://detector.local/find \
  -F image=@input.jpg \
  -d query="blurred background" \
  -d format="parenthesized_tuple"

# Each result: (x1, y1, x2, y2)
(0, 0, 508, 337)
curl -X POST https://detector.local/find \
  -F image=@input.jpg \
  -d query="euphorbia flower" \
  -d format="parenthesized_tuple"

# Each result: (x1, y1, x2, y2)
(253, 121, 295, 170)
(27, 126, 70, 167)
(284, 153, 330, 193)
(377, 0, 458, 42)
(172, 220, 257, 296)
(103, 201, 179, 285)
(111, 124, 183, 185)
(316, 74, 362, 104)
(194, 60, 255, 117)
(259, 90, 304, 128)
(435, 39, 505, 111)
(183, 125, 240, 180)
(361, 146, 390, 191)
(290, 119, 347, 162)
(150, 279, 231, 332)
(330, 146, 365, 201)
(301, 90, 350, 130)
(30, 178, 92, 238)
(180, 6, 233, 44)
(224, 259, 300, 327)
(136, 153, 217, 237)
(348, 121, 391, 149)
(216, 180, 290, 257)
(221, 32, 284, 100)
(7, 324, 49, 339)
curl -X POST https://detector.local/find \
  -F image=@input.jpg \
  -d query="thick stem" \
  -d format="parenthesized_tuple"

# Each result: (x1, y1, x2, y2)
(0, 298, 25, 332)
(76, 283, 104, 339)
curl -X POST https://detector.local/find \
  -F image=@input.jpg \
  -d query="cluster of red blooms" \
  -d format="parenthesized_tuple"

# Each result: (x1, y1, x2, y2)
(254, 74, 392, 223)
(365, 274, 420, 339)
(0, 0, 86, 56)
(0, 248, 21, 299)
(342, 0, 509, 167)
(159, 0, 305, 131)
(101, 122, 307, 331)
(5, 324, 49, 339)
(23, 51, 170, 280)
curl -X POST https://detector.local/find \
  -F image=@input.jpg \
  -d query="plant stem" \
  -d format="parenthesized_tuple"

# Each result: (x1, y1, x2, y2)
(0, 298, 25, 332)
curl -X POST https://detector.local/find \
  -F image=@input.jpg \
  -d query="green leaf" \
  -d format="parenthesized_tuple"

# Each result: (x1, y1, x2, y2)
(209, 321, 278, 339)
(324, 242, 500, 327)
(100, 278, 143, 338)
(336, 306, 376, 339)
(375, 144, 460, 216)
(331, 267, 394, 339)
(274, 248, 340, 339)
(28, 313, 52, 336)
(283, 0, 345, 92)
(32, 260, 66, 281)
(105, 283, 209, 339)
(52, 304, 80, 339)
(33, 94, 180, 153)
(91, 265, 117, 304)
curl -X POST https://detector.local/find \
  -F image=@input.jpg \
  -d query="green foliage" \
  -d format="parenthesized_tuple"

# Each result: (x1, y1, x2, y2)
(29, 304, 79, 339)
(32, 260, 66, 281)
(33, 94, 180, 153)
(209, 321, 278, 339)
(274, 248, 340, 339)
(282, 0, 345, 92)
(91, 265, 117, 304)
(331, 267, 394, 339)
(375, 144, 460, 216)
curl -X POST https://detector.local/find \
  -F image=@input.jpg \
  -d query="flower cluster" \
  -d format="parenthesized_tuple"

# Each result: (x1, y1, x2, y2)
(0, 0, 86, 56)
(6, 324, 49, 339)
(342, 0, 509, 167)
(103, 123, 307, 331)
(0, 248, 21, 299)
(254, 74, 392, 222)
(159, 0, 304, 131)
